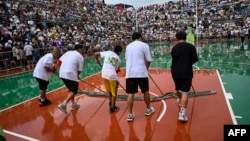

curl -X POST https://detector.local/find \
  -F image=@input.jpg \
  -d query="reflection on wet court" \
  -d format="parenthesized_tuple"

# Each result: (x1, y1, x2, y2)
(1, 39, 250, 124)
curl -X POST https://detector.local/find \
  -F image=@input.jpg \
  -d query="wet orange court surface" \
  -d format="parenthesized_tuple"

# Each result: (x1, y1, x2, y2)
(0, 69, 233, 141)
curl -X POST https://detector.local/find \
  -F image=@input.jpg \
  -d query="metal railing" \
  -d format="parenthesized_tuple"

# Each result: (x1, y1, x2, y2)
(0, 47, 52, 72)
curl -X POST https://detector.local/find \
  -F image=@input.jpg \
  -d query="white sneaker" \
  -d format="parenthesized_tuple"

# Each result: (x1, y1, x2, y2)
(58, 103, 67, 114)
(178, 112, 188, 122)
(145, 107, 155, 116)
(127, 113, 135, 122)
(177, 98, 181, 107)
(71, 103, 80, 111)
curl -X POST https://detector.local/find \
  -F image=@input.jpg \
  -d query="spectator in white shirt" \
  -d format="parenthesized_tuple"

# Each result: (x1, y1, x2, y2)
(23, 42, 33, 68)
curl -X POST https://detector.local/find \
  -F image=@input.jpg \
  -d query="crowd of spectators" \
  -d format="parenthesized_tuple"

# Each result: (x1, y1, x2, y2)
(0, 0, 249, 71)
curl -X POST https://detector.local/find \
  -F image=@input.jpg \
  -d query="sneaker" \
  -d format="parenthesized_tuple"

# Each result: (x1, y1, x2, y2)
(145, 107, 155, 116)
(177, 98, 181, 107)
(110, 105, 119, 112)
(71, 103, 80, 111)
(58, 103, 67, 114)
(127, 113, 135, 122)
(39, 98, 52, 106)
(178, 112, 188, 122)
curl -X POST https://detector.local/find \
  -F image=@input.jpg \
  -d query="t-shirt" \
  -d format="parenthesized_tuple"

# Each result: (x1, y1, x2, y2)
(125, 40, 152, 78)
(59, 50, 84, 82)
(23, 44, 33, 56)
(33, 53, 54, 81)
(171, 42, 198, 79)
(100, 50, 121, 80)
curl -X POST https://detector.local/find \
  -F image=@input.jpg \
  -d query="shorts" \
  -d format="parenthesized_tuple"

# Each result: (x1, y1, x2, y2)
(26, 55, 33, 61)
(126, 78, 148, 94)
(35, 77, 49, 90)
(61, 78, 78, 94)
(173, 78, 192, 93)
(102, 78, 118, 97)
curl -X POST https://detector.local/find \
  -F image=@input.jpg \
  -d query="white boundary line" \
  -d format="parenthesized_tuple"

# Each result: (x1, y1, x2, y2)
(193, 65, 200, 70)
(0, 72, 104, 140)
(216, 70, 237, 125)
(149, 92, 167, 122)
(0, 70, 33, 78)
(3, 129, 40, 141)
(0, 72, 102, 113)
(0, 86, 63, 112)
(77, 88, 167, 122)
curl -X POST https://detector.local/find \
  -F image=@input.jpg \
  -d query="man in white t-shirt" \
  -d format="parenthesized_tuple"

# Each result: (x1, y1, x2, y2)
(33, 48, 61, 106)
(125, 32, 155, 122)
(95, 45, 123, 112)
(57, 44, 84, 114)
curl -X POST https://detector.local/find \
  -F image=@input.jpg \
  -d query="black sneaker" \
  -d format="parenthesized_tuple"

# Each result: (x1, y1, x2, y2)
(109, 105, 119, 112)
(39, 98, 52, 106)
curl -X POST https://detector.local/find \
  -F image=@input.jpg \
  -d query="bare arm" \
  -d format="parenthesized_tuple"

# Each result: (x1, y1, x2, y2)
(44, 65, 58, 75)
(146, 61, 151, 70)
(44, 66, 54, 73)
(94, 52, 101, 65)
(78, 71, 81, 80)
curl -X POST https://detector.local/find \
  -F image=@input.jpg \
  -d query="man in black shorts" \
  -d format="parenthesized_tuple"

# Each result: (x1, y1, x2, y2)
(33, 48, 61, 106)
(57, 44, 84, 114)
(171, 31, 198, 122)
(125, 32, 155, 122)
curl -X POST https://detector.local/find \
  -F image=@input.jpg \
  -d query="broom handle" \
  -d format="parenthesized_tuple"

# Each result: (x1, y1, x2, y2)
(149, 73, 164, 95)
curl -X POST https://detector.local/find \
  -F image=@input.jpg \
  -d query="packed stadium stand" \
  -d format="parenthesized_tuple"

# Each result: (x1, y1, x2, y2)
(0, 0, 249, 71)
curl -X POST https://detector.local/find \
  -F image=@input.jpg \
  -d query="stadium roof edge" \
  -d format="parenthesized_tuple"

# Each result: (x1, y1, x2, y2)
(114, 3, 133, 8)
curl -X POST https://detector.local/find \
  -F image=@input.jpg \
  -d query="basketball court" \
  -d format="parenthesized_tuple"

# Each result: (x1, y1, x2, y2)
(0, 69, 234, 141)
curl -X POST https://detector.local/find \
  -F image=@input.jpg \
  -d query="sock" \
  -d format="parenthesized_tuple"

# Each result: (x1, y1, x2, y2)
(40, 97, 45, 102)
(181, 107, 186, 115)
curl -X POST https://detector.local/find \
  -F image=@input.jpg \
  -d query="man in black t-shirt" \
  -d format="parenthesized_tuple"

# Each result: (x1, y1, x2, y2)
(171, 31, 198, 122)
